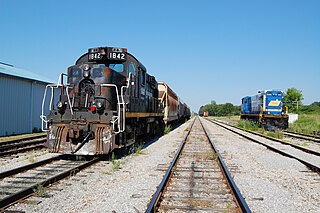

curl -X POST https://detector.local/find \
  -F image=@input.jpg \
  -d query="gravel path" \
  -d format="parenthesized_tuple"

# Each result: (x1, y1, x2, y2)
(201, 117, 320, 213)
(7, 119, 193, 213)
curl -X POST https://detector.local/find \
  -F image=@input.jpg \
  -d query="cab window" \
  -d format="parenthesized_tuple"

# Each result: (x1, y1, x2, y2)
(109, 64, 124, 72)
(139, 69, 146, 86)
(128, 63, 136, 75)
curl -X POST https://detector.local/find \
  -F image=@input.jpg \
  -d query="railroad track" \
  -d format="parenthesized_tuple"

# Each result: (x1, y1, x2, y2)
(283, 131, 320, 143)
(0, 154, 100, 210)
(146, 117, 251, 212)
(206, 118, 320, 174)
(0, 136, 46, 157)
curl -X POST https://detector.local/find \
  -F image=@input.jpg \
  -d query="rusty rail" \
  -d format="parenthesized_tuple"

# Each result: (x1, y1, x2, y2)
(0, 136, 46, 157)
(146, 117, 251, 212)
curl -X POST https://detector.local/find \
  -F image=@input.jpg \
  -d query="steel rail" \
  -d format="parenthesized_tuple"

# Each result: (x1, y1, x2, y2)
(0, 156, 100, 209)
(145, 118, 196, 213)
(283, 131, 320, 143)
(0, 137, 46, 157)
(0, 155, 63, 179)
(146, 117, 251, 213)
(0, 135, 46, 146)
(208, 119, 320, 174)
(284, 130, 320, 139)
(0, 139, 45, 151)
(210, 119, 320, 157)
(199, 118, 251, 213)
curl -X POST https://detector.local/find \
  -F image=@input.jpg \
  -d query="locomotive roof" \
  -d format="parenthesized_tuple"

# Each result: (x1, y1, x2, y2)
(75, 51, 147, 71)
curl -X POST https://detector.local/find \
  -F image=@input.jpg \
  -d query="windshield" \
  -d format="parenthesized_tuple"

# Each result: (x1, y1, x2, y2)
(109, 64, 124, 72)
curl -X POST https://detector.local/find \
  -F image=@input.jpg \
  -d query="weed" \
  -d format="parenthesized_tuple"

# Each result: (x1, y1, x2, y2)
(133, 145, 145, 155)
(163, 125, 172, 135)
(27, 155, 36, 163)
(224, 203, 232, 213)
(33, 184, 50, 198)
(111, 152, 122, 171)
(237, 120, 259, 131)
(264, 130, 283, 139)
(204, 150, 217, 161)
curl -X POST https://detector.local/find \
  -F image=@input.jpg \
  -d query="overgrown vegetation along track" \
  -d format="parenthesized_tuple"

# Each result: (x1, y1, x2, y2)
(146, 117, 250, 212)
(0, 154, 100, 210)
(0, 136, 46, 157)
(207, 119, 320, 174)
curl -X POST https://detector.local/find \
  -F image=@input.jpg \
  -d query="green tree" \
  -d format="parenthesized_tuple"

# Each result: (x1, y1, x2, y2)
(283, 88, 304, 112)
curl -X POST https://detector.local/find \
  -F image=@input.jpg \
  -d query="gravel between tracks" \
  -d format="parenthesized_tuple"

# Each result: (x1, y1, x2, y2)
(5, 117, 320, 212)
(201, 117, 320, 213)
(7, 120, 192, 213)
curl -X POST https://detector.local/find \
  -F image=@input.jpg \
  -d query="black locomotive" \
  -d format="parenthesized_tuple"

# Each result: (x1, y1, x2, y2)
(41, 46, 189, 155)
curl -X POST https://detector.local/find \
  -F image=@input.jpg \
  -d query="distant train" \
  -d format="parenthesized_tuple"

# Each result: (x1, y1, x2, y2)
(41, 46, 190, 155)
(240, 90, 288, 129)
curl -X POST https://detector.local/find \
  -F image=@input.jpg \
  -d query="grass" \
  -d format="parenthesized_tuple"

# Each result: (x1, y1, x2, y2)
(111, 152, 123, 171)
(27, 155, 36, 163)
(33, 184, 51, 198)
(237, 120, 284, 139)
(237, 120, 260, 131)
(133, 144, 145, 155)
(264, 130, 284, 139)
(204, 150, 218, 161)
(288, 114, 320, 136)
(163, 125, 172, 135)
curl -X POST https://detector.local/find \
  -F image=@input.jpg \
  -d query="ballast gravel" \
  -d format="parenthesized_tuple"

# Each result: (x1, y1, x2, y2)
(201, 118, 320, 213)
(7, 120, 192, 213)
(5, 117, 320, 212)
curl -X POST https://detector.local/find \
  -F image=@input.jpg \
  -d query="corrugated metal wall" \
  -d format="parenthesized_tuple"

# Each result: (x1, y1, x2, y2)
(0, 74, 49, 136)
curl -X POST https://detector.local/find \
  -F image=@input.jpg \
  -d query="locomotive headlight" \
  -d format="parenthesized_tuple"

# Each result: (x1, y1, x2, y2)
(57, 101, 63, 109)
(83, 70, 90, 78)
(83, 64, 90, 71)
(96, 100, 104, 109)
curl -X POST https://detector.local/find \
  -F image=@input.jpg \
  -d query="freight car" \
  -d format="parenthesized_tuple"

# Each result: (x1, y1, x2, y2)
(41, 46, 189, 155)
(158, 82, 190, 124)
(240, 90, 288, 129)
(203, 111, 209, 117)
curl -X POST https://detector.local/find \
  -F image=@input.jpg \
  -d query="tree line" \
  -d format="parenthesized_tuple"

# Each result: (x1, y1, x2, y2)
(198, 101, 241, 116)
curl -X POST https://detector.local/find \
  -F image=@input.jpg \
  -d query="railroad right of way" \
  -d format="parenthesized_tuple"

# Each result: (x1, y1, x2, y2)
(4, 117, 320, 212)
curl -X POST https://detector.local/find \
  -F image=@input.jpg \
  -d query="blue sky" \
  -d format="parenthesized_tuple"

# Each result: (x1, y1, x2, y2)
(1, 0, 319, 112)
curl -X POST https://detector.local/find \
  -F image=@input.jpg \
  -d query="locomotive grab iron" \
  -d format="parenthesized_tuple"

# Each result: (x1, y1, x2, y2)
(41, 46, 190, 155)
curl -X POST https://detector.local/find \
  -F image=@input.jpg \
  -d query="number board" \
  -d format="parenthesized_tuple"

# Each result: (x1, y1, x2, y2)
(88, 47, 127, 62)
(106, 47, 127, 61)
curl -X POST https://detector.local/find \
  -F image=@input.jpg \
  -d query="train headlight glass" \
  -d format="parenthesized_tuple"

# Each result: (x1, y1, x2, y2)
(96, 100, 104, 109)
(57, 101, 63, 109)
(83, 70, 90, 78)
(83, 64, 90, 71)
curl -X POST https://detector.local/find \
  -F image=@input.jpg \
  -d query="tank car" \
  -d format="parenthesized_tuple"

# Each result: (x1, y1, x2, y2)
(41, 47, 163, 155)
(240, 90, 288, 129)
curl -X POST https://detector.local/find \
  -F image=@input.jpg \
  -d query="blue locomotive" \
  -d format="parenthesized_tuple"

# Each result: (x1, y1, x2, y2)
(240, 90, 288, 129)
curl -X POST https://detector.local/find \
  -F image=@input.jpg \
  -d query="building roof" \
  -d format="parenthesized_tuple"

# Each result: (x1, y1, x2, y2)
(0, 62, 53, 84)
